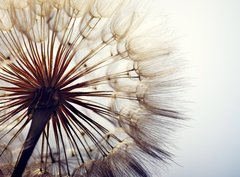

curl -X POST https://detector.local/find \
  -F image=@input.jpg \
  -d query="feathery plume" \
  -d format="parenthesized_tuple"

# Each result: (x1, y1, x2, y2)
(0, 0, 184, 176)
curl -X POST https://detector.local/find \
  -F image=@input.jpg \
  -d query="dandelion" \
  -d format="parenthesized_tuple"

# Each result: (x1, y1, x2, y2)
(0, 0, 184, 176)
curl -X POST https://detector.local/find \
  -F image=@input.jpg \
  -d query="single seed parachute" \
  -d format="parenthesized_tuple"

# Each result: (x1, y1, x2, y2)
(0, 0, 184, 176)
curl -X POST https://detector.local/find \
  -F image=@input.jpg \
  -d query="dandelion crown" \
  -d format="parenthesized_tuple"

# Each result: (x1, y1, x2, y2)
(0, 0, 184, 176)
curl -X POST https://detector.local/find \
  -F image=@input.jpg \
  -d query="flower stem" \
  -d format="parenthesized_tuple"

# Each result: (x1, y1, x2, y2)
(11, 108, 54, 177)
(12, 87, 59, 177)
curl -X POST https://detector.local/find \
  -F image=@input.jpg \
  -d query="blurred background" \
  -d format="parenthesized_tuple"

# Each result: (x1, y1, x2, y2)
(150, 0, 240, 177)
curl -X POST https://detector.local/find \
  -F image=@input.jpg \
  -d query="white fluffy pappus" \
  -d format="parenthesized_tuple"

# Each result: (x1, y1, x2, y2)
(0, 0, 186, 176)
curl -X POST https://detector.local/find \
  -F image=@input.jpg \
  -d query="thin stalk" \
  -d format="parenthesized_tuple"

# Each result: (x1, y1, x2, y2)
(11, 107, 54, 177)
(11, 87, 59, 177)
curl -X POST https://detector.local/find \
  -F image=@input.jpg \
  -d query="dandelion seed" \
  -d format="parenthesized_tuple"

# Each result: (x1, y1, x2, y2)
(0, 0, 184, 176)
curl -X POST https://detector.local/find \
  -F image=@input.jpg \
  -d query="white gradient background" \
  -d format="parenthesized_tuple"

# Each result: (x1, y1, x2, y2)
(150, 0, 240, 177)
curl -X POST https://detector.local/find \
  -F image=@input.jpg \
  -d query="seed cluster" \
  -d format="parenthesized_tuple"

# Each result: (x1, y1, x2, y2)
(0, 0, 183, 176)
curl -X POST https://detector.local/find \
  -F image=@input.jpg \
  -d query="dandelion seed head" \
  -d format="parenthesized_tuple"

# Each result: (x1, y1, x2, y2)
(0, 0, 185, 176)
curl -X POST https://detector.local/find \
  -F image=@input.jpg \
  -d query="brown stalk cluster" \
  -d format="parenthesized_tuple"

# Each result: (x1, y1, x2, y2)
(0, 0, 184, 176)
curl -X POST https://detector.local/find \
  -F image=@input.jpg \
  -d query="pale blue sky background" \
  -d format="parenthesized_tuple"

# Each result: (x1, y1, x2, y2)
(150, 0, 240, 177)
